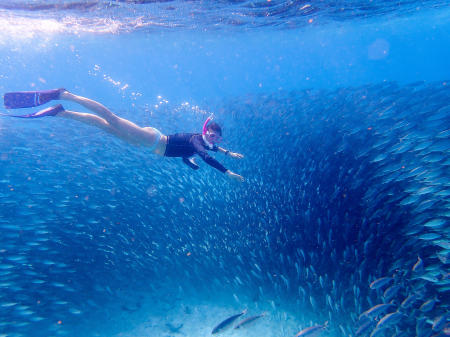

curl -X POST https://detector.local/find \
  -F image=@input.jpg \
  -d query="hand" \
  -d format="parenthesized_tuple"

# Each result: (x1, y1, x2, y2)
(226, 170, 244, 182)
(228, 152, 244, 159)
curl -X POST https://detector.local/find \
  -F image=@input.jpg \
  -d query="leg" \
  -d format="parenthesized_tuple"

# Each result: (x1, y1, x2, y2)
(3, 88, 166, 152)
(58, 110, 111, 133)
(59, 109, 161, 147)
(60, 91, 119, 124)
(59, 91, 163, 147)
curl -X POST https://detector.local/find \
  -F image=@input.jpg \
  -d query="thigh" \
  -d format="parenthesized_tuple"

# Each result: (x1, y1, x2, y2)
(112, 117, 161, 146)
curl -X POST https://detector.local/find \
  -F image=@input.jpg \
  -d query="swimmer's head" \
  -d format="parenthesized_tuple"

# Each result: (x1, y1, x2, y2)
(206, 121, 222, 143)
(203, 116, 222, 144)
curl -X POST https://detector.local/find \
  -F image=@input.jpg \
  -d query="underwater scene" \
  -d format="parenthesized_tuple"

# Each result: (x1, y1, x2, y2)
(0, 1, 449, 336)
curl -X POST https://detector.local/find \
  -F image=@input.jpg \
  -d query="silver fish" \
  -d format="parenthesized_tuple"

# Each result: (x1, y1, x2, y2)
(295, 321, 329, 336)
(376, 311, 404, 329)
(412, 256, 424, 272)
(211, 309, 247, 334)
(369, 277, 393, 290)
(419, 298, 439, 312)
(234, 313, 266, 329)
(359, 303, 396, 319)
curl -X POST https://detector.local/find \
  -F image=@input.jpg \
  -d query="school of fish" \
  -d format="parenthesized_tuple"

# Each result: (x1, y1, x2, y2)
(0, 80, 448, 336)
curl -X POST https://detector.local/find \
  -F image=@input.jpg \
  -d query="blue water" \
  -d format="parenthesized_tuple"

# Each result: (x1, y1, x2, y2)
(0, 1, 449, 337)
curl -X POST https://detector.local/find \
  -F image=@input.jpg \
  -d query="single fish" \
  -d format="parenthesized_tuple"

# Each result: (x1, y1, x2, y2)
(355, 320, 376, 336)
(423, 219, 447, 229)
(234, 313, 266, 329)
(295, 321, 329, 336)
(419, 298, 439, 312)
(383, 285, 401, 301)
(437, 251, 450, 264)
(359, 303, 396, 319)
(432, 313, 450, 332)
(376, 311, 404, 329)
(211, 309, 247, 334)
(401, 293, 419, 309)
(412, 256, 424, 272)
(369, 327, 387, 337)
(369, 277, 393, 290)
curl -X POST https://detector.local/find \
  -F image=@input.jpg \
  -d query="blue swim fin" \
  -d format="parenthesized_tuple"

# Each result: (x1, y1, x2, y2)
(4, 88, 64, 109)
(0, 104, 64, 118)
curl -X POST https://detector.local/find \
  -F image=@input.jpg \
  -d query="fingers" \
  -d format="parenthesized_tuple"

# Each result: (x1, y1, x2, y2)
(235, 174, 244, 182)
(227, 171, 244, 182)
(232, 152, 244, 159)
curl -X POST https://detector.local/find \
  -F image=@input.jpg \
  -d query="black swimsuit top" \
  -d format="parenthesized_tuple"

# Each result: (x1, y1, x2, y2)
(164, 133, 227, 173)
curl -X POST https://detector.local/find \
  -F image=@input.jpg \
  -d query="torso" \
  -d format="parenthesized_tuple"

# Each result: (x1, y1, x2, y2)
(164, 133, 209, 157)
(161, 133, 227, 173)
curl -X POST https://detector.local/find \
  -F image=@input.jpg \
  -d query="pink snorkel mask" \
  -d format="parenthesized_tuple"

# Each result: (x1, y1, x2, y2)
(202, 115, 222, 144)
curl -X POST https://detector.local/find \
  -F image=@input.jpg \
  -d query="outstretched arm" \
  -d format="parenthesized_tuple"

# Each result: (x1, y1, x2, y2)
(216, 146, 244, 181)
(193, 139, 244, 182)
(217, 146, 244, 159)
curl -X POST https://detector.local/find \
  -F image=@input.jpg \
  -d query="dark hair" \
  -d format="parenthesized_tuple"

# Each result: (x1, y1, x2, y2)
(207, 121, 222, 136)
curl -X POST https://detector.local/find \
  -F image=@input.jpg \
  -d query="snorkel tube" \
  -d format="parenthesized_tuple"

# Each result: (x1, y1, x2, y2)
(202, 114, 215, 149)
(202, 115, 213, 136)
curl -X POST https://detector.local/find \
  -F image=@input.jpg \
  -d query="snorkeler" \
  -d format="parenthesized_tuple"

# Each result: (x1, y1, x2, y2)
(2, 88, 245, 182)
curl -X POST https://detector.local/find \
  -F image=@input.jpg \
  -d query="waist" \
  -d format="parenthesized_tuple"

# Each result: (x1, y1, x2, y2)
(155, 135, 168, 156)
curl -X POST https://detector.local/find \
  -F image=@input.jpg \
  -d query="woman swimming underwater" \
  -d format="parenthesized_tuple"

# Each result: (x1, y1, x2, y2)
(2, 88, 244, 182)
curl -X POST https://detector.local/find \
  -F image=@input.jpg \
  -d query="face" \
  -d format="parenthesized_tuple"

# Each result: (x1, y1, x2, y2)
(206, 129, 222, 143)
